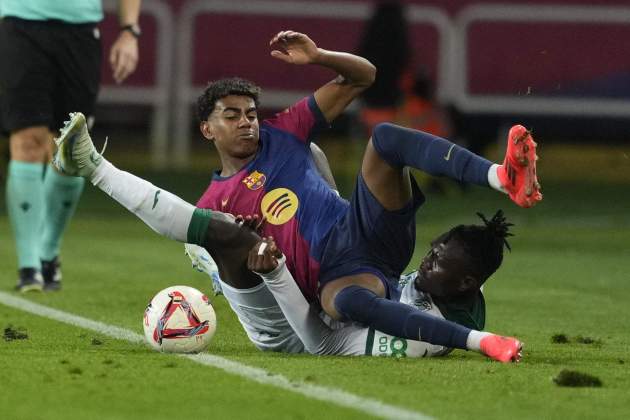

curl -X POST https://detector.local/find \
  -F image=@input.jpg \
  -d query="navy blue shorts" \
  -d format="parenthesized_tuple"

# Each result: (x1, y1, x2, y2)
(318, 173, 425, 300)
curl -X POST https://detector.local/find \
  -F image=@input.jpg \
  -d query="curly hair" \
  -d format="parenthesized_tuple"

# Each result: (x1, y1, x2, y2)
(444, 210, 514, 285)
(196, 77, 261, 122)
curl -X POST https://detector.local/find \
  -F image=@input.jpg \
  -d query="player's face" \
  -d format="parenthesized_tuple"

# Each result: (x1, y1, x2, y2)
(415, 238, 477, 298)
(203, 95, 259, 160)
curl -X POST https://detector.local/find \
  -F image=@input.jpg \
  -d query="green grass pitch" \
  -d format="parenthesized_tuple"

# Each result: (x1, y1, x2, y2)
(1, 151, 629, 419)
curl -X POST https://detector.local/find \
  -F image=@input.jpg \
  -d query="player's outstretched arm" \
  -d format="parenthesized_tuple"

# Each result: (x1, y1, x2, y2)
(269, 30, 375, 123)
(247, 238, 364, 355)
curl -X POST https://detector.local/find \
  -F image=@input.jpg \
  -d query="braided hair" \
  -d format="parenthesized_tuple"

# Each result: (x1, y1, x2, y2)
(448, 210, 514, 285)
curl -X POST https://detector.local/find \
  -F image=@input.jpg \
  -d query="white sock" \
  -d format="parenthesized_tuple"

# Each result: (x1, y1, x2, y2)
(487, 164, 507, 194)
(91, 159, 194, 242)
(466, 330, 492, 352)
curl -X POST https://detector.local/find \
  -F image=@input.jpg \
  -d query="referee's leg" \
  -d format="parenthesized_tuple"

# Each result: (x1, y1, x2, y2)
(6, 127, 52, 291)
(1, 18, 56, 291)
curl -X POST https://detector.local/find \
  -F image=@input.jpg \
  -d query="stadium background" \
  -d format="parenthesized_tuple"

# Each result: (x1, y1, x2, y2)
(1, 1, 629, 419)
(3, 0, 629, 176)
(80, 0, 630, 191)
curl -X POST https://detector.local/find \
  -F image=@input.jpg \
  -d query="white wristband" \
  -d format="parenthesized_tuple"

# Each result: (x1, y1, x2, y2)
(254, 255, 287, 280)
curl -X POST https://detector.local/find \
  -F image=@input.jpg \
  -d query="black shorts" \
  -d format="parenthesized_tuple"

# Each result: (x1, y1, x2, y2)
(0, 17, 102, 135)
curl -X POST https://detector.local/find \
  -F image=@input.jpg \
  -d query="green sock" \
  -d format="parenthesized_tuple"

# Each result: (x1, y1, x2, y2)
(6, 161, 45, 269)
(187, 208, 213, 246)
(40, 165, 85, 261)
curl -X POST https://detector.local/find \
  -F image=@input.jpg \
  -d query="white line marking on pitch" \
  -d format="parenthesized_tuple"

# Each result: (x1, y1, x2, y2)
(0, 292, 431, 420)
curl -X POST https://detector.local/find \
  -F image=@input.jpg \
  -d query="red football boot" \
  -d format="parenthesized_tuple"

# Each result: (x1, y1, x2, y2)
(480, 335, 523, 363)
(497, 125, 542, 208)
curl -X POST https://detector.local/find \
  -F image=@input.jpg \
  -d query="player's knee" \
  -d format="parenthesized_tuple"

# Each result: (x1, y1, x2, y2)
(371, 122, 397, 149)
(333, 285, 378, 323)
(370, 122, 404, 166)
(10, 127, 51, 162)
(372, 122, 398, 140)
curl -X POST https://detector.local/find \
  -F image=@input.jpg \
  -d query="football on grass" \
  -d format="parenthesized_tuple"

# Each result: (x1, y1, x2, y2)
(143, 285, 216, 353)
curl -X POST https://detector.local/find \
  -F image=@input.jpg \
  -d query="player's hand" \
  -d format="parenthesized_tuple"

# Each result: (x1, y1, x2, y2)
(110, 31, 139, 84)
(235, 214, 265, 233)
(269, 30, 320, 65)
(247, 237, 283, 274)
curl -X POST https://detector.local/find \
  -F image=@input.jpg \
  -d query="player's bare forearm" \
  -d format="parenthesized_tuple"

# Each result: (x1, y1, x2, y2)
(312, 50, 375, 123)
(269, 31, 375, 123)
(313, 49, 375, 90)
(118, 0, 141, 26)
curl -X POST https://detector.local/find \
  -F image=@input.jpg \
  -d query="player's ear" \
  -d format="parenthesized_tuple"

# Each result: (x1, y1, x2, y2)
(200, 121, 214, 141)
(458, 275, 478, 293)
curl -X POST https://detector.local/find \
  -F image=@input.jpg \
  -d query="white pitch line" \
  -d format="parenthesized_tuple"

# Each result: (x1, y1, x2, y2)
(0, 292, 432, 420)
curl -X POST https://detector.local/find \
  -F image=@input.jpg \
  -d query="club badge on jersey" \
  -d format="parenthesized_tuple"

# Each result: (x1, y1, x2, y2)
(242, 170, 267, 190)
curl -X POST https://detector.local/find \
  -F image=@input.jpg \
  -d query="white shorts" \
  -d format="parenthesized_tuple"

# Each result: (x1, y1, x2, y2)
(218, 279, 305, 353)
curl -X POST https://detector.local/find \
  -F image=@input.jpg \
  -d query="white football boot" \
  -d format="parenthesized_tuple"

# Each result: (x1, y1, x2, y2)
(53, 112, 104, 178)
(184, 243, 223, 296)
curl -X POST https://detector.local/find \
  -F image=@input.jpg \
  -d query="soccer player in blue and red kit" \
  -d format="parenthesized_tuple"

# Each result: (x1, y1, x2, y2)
(194, 30, 540, 360)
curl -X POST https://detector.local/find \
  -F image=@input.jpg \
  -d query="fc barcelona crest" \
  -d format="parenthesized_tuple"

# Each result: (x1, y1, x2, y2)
(242, 171, 266, 190)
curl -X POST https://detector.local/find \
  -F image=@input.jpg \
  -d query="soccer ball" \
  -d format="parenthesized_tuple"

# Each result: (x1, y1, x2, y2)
(143, 285, 216, 353)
